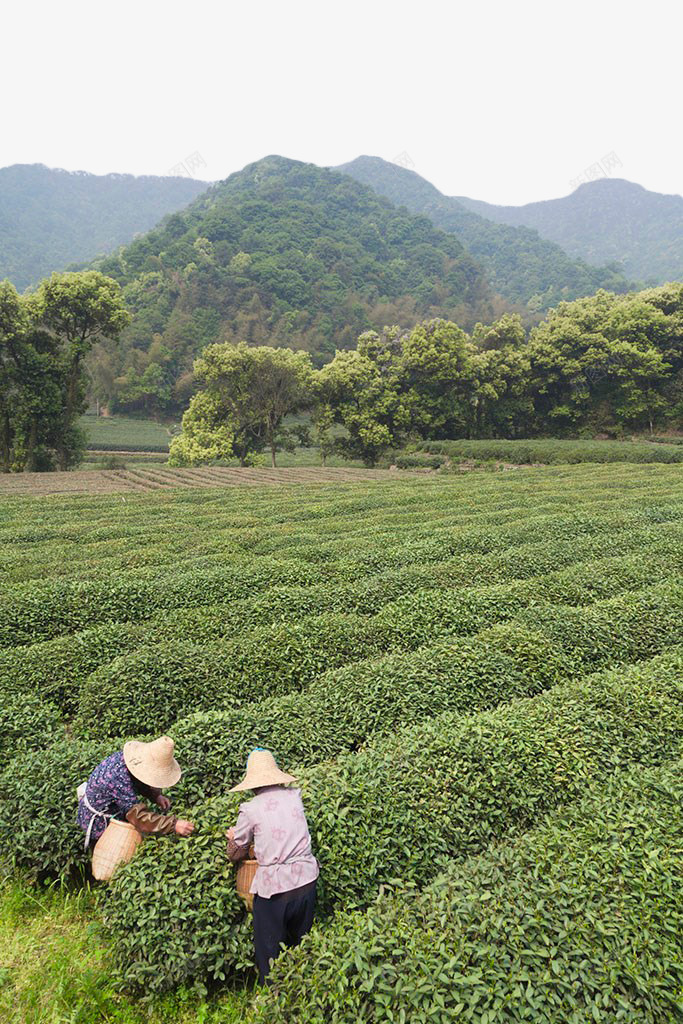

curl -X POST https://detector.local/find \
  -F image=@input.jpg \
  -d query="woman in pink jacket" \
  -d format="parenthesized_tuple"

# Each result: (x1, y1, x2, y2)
(226, 748, 319, 984)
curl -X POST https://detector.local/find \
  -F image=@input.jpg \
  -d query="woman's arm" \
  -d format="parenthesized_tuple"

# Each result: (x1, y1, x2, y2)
(226, 812, 253, 862)
(126, 803, 177, 834)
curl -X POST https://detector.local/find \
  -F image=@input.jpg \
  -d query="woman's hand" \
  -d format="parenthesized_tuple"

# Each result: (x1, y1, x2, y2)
(174, 819, 195, 837)
(156, 794, 172, 812)
(226, 827, 235, 840)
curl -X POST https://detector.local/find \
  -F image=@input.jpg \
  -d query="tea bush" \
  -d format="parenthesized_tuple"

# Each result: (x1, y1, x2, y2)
(417, 438, 683, 464)
(100, 647, 683, 992)
(0, 693, 63, 769)
(0, 738, 113, 877)
(171, 580, 683, 803)
(0, 557, 329, 647)
(0, 622, 146, 713)
(5, 582, 683, 881)
(74, 550, 683, 741)
(257, 757, 683, 1023)
(74, 612, 392, 740)
(7, 519, 678, 714)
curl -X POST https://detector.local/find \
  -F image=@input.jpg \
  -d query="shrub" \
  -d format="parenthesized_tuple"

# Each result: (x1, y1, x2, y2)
(257, 757, 683, 1022)
(4, 580, 683, 886)
(0, 738, 114, 878)
(73, 613, 392, 740)
(417, 438, 683, 464)
(0, 558, 328, 648)
(5, 519, 680, 715)
(100, 646, 683, 992)
(171, 580, 683, 803)
(0, 623, 146, 713)
(74, 548, 683, 741)
(0, 693, 63, 769)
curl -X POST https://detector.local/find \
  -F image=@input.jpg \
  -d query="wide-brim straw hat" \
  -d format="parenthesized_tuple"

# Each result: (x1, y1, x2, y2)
(123, 735, 181, 789)
(230, 749, 296, 792)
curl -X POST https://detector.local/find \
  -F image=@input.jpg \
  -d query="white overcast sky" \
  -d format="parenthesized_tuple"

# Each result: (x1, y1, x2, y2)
(3, 0, 680, 205)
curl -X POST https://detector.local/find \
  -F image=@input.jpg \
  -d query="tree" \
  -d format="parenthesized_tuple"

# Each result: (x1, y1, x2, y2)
(169, 343, 313, 468)
(315, 344, 408, 466)
(29, 272, 130, 468)
(0, 281, 62, 472)
(527, 291, 674, 434)
(0, 281, 30, 471)
(397, 319, 477, 438)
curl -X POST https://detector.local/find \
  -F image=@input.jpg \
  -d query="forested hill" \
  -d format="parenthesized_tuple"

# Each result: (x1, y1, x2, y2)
(456, 178, 683, 285)
(0, 164, 208, 290)
(337, 156, 632, 311)
(90, 155, 495, 410)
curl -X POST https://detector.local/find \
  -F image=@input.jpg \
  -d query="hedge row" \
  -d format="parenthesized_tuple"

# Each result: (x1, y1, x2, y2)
(417, 438, 683, 464)
(170, 580, 683, 803)
(72, 548, 683, 740)
(6, 518, 678, 712)
(5, 582, 682, 884)
(0, 556, 335, 648)
(256, 757, 683, 1023)
(100, 645, 683, 992)
(270, 503, 683, 567)
(0, 692, 63, 769)
(0, 738, 114, 878)
(73, 612, 391, 740)
(86, 443, 169, 453)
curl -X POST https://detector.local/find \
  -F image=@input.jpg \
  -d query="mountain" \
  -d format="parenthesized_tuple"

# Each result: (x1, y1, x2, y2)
(90, 155, 495, 411)
(455, 178, 683, 285)
(0, 164, 209, 290)
(337, 156, 633, 310)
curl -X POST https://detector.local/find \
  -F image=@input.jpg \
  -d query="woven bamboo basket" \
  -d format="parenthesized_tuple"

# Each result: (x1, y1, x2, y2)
(92, 819, 143, 881)
(236, 845, 258, 911)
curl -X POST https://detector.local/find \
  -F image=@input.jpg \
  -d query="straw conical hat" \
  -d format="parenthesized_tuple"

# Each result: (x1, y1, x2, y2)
(123, 735, 181, 788)
(230, 749, 296, 792)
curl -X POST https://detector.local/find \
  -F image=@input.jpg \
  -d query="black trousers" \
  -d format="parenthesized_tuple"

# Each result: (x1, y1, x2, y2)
(252, 879, 317, 984)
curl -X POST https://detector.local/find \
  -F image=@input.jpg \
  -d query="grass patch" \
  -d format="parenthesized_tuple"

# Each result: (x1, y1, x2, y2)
(0, 876, 251, 1024)
(80, 415, 176, 452)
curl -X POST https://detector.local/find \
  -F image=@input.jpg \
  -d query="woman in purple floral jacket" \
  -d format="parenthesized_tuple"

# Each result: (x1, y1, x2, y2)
(77, 736, 194, 848)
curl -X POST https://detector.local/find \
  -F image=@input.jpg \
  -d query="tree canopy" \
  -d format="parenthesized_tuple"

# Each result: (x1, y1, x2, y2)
(89, 156, 494, 415)
(0, 271, 129, 471)
(169, 343, 313, 467)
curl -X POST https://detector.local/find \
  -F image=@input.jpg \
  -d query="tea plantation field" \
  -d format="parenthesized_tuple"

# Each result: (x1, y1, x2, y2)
(2, 464, 683, 1022)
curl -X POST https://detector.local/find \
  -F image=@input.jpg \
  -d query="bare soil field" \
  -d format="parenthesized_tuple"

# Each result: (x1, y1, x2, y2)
(0, 465, 415, 496)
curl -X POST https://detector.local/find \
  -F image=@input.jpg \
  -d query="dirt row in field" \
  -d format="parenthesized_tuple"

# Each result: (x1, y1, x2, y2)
(0, 465, 417, 496)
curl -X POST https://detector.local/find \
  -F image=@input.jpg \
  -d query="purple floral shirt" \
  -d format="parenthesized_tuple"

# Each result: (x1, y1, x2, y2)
(77, 751, 154, 844)
(232, 785, 319, 898)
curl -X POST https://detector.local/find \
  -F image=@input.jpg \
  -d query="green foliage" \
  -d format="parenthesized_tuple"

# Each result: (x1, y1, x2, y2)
(0, 739, 113, 878)
(0, 163, 207, 291)
(318, 287, 683, 456)
(100, 643, 683, 992)
(0, 272, 129, 472)
(169, 343, 313, 467)
(257, 755, 683, 1023)
(0, 692, 63, 768)
(418, 437, 683, 463)
(169, 573, 683, 803)
(4, 466, 683, 1015)
(5, 515, 676, 711)
(93, 156, 492, 414)
(338, 156, 634, 309)
(0, 557, 326, 647)
(73, 613, 391, 740)
(525, 285, 683, 434)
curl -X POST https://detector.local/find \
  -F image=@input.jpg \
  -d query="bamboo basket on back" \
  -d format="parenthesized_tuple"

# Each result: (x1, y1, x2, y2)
(236, 845, 258, 911)
(92, 819, 142, 881)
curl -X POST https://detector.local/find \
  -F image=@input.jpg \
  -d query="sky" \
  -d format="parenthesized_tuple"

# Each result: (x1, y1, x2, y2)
(3, 0, 681, 205)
